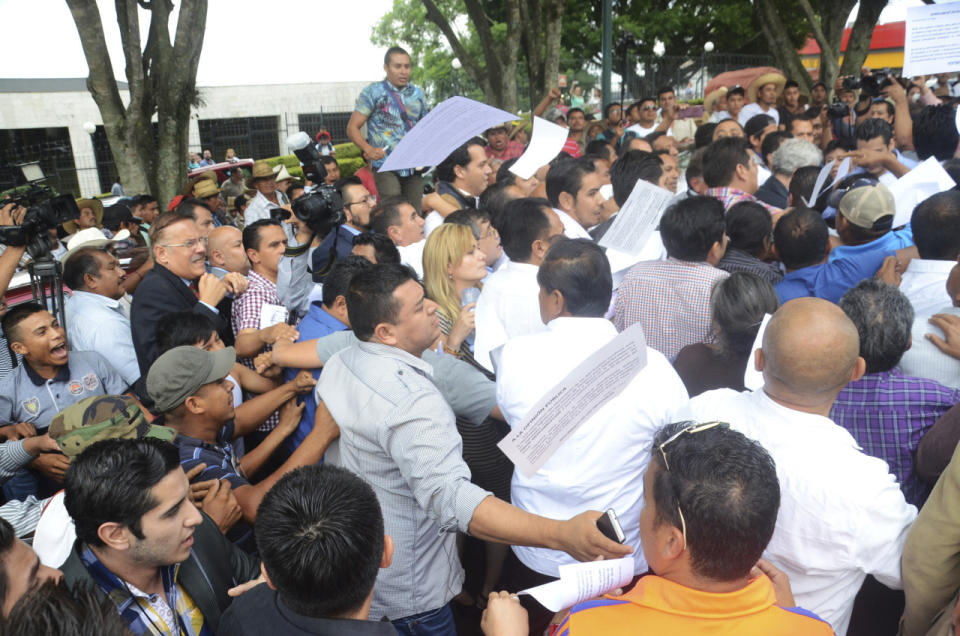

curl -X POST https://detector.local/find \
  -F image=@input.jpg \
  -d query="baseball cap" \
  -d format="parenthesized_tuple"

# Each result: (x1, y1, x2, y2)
(838, 183, 895, 231)
(146, 346, 236, 413)
(49, 395, 176, 458)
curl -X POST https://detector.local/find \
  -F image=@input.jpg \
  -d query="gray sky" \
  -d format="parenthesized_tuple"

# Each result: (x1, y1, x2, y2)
(0, 0, 395, 85)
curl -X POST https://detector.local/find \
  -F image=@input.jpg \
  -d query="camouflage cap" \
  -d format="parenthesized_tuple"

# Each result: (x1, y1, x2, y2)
(49, 395, 176, 458)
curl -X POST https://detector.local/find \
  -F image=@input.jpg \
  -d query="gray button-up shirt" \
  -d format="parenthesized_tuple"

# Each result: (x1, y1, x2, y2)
(317, 341, 491, 621)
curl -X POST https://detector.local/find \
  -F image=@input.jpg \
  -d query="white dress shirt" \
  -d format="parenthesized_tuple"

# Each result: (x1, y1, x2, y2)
(553, 208, 593, 240)
(676, 388, 917, 636)
(899, 305, 960, 389)
(738, 102, 780, 126)
(398, 239, 426, 280)
(424, 210, 444, 239)
(900, 259, 955, 316)
(243, 190, 290, 227)
(497, 317, 688, 577)
(64, 290, 140, 387)
(473, 261, 544, 373)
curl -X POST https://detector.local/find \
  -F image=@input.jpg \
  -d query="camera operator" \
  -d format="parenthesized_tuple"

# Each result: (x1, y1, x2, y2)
(0, 203, 27, 380)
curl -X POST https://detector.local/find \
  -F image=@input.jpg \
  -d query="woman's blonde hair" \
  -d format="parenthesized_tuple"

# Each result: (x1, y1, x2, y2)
(423, 224, 480, 324)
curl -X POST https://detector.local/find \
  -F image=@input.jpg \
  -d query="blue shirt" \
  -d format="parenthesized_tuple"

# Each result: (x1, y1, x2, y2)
(355, 79, 428, 176)
(776, 249, 893, 304)
(283, 303, 347, 454)
(828, 225, 914, 263)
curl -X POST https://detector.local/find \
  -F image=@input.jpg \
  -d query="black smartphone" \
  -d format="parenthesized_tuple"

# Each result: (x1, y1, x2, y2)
(596, 508, 625, 544)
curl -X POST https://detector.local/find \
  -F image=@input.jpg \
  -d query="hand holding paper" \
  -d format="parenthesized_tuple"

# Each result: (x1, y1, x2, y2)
(520, 556, 634, 612)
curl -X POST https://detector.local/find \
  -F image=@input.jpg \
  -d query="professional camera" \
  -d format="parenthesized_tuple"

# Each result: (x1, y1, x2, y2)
(0, 163, 79, 259)
(859, 70, 895, 98)
(826, 100, 850, 119)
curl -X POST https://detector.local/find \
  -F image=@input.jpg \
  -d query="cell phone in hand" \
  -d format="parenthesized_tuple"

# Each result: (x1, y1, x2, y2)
(596, 508, 625, 544)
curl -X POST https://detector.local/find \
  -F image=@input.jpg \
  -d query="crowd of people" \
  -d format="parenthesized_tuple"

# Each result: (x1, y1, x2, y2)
(0, 43, 960, 636)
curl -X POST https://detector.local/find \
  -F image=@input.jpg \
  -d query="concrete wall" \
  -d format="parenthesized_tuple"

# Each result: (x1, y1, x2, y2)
(0, 80, 372, 197)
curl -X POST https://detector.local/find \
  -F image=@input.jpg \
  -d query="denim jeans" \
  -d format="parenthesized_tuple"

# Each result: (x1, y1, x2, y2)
(391, 604, 456, 636)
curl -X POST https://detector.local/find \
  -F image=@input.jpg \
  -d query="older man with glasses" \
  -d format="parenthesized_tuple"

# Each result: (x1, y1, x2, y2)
(131, 210, 243, 379)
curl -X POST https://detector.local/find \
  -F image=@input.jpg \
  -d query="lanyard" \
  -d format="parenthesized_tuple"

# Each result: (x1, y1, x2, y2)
(383, 81, 414, 132)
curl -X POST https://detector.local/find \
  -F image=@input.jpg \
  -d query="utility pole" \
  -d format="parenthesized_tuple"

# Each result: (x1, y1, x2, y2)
(601, 0, 612, 104)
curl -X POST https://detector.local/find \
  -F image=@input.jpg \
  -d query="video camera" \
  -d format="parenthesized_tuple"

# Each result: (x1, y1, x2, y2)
(0, 163, 79, 259)
(841, 70, 896, 98)
(280, 132, 345, 237)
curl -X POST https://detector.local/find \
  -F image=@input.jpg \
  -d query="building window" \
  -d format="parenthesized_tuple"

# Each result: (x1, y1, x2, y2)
(297, 112, 353, 145)
(198, 116, 280, 162)
(0, 127, 79, 197)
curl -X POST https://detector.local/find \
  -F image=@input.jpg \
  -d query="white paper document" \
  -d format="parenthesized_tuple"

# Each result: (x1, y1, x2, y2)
(803, 160, 835, 207)
(903, 3, 960, 78)
(597, 179, 674, 256)
(498, 323, 648, 478)
(520, 557, 634, 612)
(509, 116, 569, 180)
(827, 156, 852, 192)
(379, 96, 516, 172)
(743, 313, 772, 392)
(259, 303, 288, 330)
(888, 157, 957, 228)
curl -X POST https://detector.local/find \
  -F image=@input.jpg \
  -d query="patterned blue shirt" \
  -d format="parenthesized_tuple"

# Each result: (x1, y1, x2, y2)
(355, 79, 428, 176)
(831, 368, 960, 506)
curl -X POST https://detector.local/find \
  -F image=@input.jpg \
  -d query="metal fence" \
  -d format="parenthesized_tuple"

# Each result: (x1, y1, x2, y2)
(617, 53, 776, 103)
(0, 128, 80, 197)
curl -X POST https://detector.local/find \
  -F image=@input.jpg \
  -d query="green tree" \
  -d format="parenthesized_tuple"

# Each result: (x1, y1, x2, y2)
(66, 0, 207, 205)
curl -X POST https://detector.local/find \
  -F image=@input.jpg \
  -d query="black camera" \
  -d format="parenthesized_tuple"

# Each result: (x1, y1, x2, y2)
(826, 101, 850, 119)
(860, 70, 894, 98)
(841, 76, 862, 91)
(0, 164, 79, 259)
(291, 186, 344, 236)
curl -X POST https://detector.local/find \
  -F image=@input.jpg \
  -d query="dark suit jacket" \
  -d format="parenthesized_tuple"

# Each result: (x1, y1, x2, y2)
(755, 175, 789, 210)
(312, 224, 361, 282)
(131, 263, 225, 378)
(60, 514, 261, 634)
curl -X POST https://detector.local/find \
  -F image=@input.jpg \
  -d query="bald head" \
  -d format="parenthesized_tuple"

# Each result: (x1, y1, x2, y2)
(761, 298, 861, 406)
(207, 226, 250, 275)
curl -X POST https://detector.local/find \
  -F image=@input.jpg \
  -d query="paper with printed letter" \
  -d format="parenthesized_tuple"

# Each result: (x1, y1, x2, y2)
(903, 3, 960, 77)
(889, 157, 957, 228)
(509, 116, 569, 180)
(498, 323, 647, 477)
(598, 179, 674, 256)
(520, 557, 634, 612)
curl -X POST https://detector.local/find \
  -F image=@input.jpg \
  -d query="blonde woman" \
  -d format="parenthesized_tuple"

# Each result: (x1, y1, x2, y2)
(423, 223, 489, 375)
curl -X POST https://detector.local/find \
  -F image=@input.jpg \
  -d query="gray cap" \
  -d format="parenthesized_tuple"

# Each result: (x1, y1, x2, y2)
(146, 346, 236, 413)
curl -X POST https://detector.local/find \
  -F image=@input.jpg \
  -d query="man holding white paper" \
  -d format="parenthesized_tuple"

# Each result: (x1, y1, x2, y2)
(496, 239, 687, 633)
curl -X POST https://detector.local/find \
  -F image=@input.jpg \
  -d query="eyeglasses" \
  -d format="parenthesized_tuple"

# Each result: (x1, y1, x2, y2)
(345, 195, 376, 207)
(480, 227, 499, 240)
(656, 421, 728, 551)
(641, 105, 658, 111)
(161, 237, 207, 250)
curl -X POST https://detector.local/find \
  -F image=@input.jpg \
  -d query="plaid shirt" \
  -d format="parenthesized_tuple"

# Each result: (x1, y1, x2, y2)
(81, 546, 212, 635)
(705, 186, 780, 213)
(486, 140, 525, 161)
(717, 247, 784, 285)
(831, 368, 960, 506)
(613, 258, 729, 360)
(231, 270, 286, 432)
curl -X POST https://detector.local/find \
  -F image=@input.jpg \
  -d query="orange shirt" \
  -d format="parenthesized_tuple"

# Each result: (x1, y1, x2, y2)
(556, 574, 835, 635)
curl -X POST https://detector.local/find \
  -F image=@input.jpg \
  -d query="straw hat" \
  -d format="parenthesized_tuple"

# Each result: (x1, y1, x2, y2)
(703, 86, 728, 115)
(63, 198, 104, 235)
(62, 227, 131, 266)
(193, 179, 220, 199)
(273, 164, 297, 184)
(245, 161, 275, 189)
(747, 71, 787, 104)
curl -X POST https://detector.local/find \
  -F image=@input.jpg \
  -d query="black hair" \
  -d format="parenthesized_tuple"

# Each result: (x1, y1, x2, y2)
(347, 263, 419, 341)
(773, 206, 829, 269)
(155, 310, 218, 354)
(912, 191, 960, 260)
(435, 138, 485, 183)
(659, 197, 726, 261)
(545, 156, 597, 209)
(761, 130, 792, 164)
(811, 81, 827, 91)
(175, 197, 212, 217)
(480, 179, 521, 231)
(242, 218, 283, 252)
(711, 273, 780, 355)
(585, 139, 613, 161)
(64, 438, 181, 547)
(496, 159, 520, 186)
(256, 465, 385, 619)
(856, 117, 893, 146)
(744, 114, 776, 142)
(869, 99, 896, 118)
(537, 238, 612, 317)
(0, 517, 14, 610)
(943, 159, 960, 190)
(702, 137, 752, 188)
(5, 581, 132, 636)
(695, 123, 717, 149)
(603, 102, 621, 119)
(685, 147, 706, 190)
(63, 246, 110, 291)
(320, 156, 339, 168)
(913, 105, 960, 161)
(725, 201, 773, 257)
(351, 232, 401, 264)
(129, 194, 155, 207)
(727, 86, 745, 98)
(1, 301, 46, 344)
(321, 256, 374, 308)
(369, 196, 410, 236)
(657, 86, 675, 98)
(384, 46, 409, 66)
(445, 208, 492, 241)
(609, 151, 663, 207)
(646, 131, 668, 146)
(789, 165, 822, 208)
(285, 182, 304, 200)
(650, 421, 780, 581)
(499, 198, 554, 262)
(567, 107, 585, 119)
(335, 176, 364, 205)
(784, 79, 799, 90)
(627, 97, 656, 117)
(839, 278, 914, 373)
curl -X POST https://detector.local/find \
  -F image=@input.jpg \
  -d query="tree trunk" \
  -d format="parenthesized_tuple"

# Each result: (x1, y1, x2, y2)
(815, 0, 858, 99)
(754, 0, 813, 93)
(838, 0, 886, 77)
(66, 0, 206, 206)
(541, 0, 564, 101)
(520, 0, 544, 109)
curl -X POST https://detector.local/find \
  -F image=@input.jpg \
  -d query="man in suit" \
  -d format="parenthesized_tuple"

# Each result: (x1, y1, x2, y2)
(131, 211, 244, 378)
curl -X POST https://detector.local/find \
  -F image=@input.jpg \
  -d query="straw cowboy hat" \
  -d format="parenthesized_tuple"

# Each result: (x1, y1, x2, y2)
(747, 71, 787, 103)
(63, 198, 104, 235)
(192, 178, 220, 199)
(246, 161, 275, 189)
(703, 86, 728, 116)
(273, 164, 298, 185)
(61, 226, 131, 266)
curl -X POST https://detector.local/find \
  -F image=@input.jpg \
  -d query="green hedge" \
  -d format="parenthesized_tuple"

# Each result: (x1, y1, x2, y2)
(260, 142, 364, 180)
